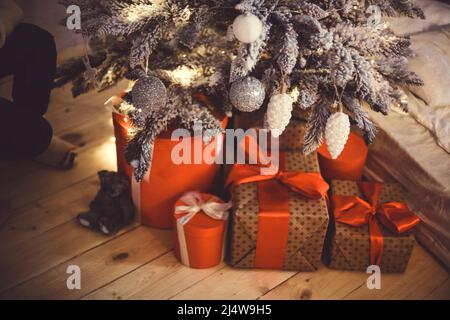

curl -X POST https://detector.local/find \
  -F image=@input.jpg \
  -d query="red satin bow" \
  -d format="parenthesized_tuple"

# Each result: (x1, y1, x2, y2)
(225, 163, 329, 200)
(333, 181, 420, 266)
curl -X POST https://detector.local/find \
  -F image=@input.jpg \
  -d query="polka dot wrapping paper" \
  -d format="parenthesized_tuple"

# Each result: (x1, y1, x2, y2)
(279, 119, 307, 152)
(231, 113, 307, 152)
(327, 180, 416, 273)
(228, 152, 329, 271)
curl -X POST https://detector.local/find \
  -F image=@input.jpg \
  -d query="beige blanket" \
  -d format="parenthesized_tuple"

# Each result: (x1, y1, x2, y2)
(366, 107, 450, 268)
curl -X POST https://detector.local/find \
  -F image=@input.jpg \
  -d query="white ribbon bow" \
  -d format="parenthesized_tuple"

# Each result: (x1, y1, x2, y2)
(175, 192, 232, 225)
(175, 192, 232, 267)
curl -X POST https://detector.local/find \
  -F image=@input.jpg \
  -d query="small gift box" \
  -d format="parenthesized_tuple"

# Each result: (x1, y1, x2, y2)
(173, 192, 231, 269)
(327, 180, 421, 273)
(226, 152, 330, 271)
(317, 132, 368, 181)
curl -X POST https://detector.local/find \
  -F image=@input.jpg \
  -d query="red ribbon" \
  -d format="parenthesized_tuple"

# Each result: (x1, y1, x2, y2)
(333, 181, 420, 266)
(226, 153, 329, 269)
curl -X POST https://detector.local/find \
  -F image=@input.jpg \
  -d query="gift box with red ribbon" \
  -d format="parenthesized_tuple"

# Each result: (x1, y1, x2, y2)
(225, 152, 330, 271)
(327, 180, 421, 273)
(173, 192, 231, 269)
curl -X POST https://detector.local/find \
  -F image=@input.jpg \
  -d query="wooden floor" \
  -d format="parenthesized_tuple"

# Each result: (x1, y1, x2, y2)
(0, 74, 449, 300)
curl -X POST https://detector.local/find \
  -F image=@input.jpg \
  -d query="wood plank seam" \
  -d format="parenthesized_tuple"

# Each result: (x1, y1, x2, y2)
(0, 223, 141, 294)
(341, 282, 366, 299)
(0, 174, 98, 229)
(424, 277, 450, 299)
(167, 263, 229, 300)
(423, 275, 450, 299)
(255, 272, 301, 300)
(0, 136, 114, 214)
(77, 248, 174, 300)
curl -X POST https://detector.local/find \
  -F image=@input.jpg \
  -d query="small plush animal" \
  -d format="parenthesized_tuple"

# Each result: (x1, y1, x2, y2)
(77, 171, 135, 235)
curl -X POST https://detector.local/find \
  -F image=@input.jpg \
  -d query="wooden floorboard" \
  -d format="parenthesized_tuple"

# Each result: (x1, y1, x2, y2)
(84, 251, 224, 300)
(0, 137, 117, 213)
(343, 246, 449, 300)
(425, 278, 450, 300)
(0, 175, 98, 250)
(171, 267, 296, 300)
(0, 226, 171, 300)
(0, 218, 139, 293)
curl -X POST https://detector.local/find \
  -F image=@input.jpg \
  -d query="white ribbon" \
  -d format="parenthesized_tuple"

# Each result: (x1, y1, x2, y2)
(175, 191, 232, 267)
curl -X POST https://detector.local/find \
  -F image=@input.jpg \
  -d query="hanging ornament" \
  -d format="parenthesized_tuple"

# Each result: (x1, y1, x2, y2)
(229, 76, 265, 112)
(131, 75, 167, 112)
(325, 111, 350, 159)
(266, 93, 293, 138)
(232, 13, 263, 44)
(82, 55, 99, 89)
(80, 36, 99, 90)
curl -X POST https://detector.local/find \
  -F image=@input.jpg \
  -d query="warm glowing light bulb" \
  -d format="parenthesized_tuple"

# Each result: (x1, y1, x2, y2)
(169, 65, 200, 87)
(290, 86, 300, 103)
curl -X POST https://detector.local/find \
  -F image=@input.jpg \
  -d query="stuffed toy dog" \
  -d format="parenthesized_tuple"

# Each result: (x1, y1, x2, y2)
(77, 171, 135, 235)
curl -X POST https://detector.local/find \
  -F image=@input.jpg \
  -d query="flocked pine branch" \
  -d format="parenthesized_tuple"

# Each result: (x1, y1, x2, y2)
(125, 103, 179, 181)
(303, 97, 332, 155)
(57, 0, 425, 159)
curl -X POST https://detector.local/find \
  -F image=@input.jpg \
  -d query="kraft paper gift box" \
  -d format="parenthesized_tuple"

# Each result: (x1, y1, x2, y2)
(232, 112, 307, 152)
(327, 180, 420, 273)
(226, 152, 330, 271)
(279, 119, 306, 151)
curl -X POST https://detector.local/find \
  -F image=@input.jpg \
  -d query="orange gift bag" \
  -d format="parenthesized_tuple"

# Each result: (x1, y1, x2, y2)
(112, 112, 228, 229)
(173, 192, 231, 268)
(317, 132, 368, 181)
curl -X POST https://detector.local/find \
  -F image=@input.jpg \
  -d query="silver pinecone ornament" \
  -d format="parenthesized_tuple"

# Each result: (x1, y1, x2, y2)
(325, 112, 350, 159)
(266, 93, 293, 138)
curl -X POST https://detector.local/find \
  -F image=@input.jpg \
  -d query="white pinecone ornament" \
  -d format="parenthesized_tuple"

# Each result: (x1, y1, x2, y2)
(266, 93, 293, 138)
(325, 112, 350, 159)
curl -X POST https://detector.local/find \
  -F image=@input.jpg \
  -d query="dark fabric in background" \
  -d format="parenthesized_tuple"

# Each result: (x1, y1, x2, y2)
(0, 24, 56, 159)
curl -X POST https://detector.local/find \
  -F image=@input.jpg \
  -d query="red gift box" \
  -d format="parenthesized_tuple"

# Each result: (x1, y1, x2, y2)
(173, 192, 231, 268)
(318, 132, 368, 181)
(112, 112, 228, 229)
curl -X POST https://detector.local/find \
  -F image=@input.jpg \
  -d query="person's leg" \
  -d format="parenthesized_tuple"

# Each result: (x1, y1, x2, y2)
(0, 23, 57, 115)
(0, 24, 76, 166)
(0, 97, 52, 159)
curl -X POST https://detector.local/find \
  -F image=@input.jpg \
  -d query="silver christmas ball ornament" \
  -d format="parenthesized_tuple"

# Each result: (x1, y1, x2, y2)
(229, 76, 265, 112)
(132, 76, 167, 112)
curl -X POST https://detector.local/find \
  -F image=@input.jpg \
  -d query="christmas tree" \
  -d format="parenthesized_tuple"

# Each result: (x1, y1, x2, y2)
(57, 0, 424, 181)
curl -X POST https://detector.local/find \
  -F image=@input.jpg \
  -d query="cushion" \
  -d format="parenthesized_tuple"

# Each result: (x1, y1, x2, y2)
(407, 26, 450, 108)
(386, 0, 450, 36)
(406, 91, 450, 153)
